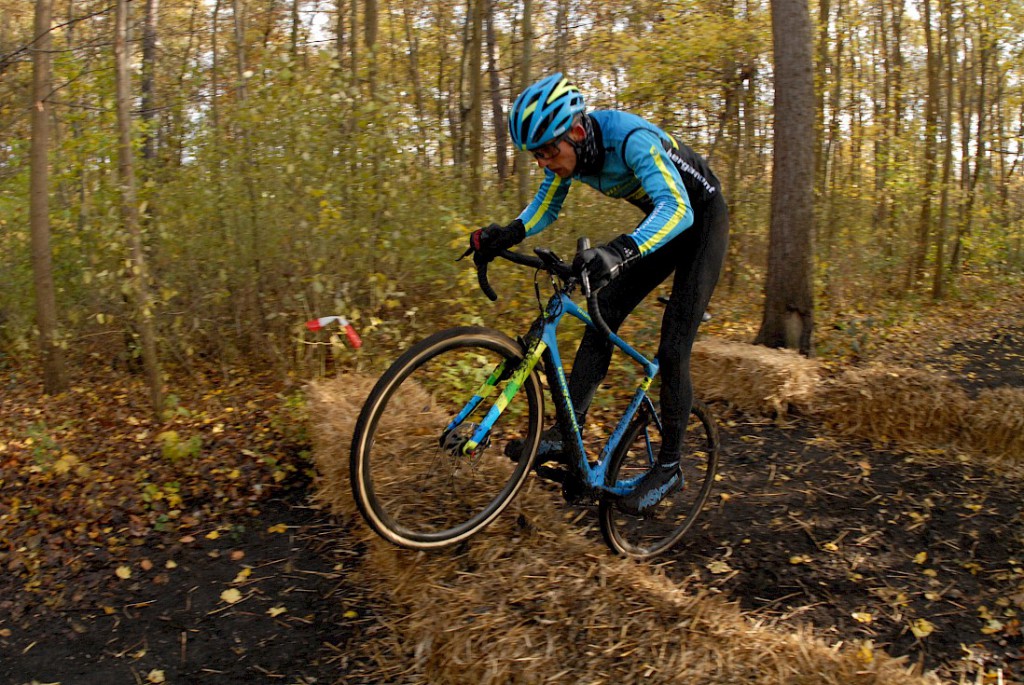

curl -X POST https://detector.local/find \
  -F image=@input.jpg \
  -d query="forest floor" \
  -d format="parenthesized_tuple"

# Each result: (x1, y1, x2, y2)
(1, 298, 1023, 684)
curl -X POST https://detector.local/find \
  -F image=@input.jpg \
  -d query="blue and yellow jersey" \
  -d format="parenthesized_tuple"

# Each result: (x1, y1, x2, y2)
(517, 110, 719, 256)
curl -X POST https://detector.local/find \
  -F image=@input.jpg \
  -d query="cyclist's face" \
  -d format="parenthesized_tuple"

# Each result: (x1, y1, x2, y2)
(533, 131, 578, 178)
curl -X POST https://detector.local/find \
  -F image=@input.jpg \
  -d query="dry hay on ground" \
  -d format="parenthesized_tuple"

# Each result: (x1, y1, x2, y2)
(815, 365, 971, 448)
(691, 339, 820, 416)
(308, 374, 937, 685)
(967, 387, 1024, 462)
(692, 338, 1022, 461)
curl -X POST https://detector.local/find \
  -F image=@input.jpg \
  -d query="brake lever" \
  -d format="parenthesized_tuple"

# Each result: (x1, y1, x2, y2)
(576, 237, 613, 339)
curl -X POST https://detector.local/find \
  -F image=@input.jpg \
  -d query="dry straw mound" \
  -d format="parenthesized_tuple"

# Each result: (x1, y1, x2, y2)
(692, 338, 1023, 461)
(966, 387, 1024, 461)
(815, 365, 971, 447)
(308, 374, 938, 685)
(691, 339, 820, 416)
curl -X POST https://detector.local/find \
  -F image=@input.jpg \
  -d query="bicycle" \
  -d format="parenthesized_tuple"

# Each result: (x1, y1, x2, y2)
(349, 239, 720, 558)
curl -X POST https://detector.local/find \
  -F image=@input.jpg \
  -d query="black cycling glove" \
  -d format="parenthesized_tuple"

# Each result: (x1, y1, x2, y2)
(463, 219, 526, 264)
(572, 234, 641, 290)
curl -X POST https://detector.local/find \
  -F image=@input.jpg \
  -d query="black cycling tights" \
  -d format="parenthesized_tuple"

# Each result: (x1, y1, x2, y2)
(567, 192, 729, 463)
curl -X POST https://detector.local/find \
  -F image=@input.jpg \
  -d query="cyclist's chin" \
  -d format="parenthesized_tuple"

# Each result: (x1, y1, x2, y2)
(551, 166, 574, 179)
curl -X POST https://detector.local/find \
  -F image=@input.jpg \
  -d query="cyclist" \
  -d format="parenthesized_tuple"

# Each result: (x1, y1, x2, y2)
(467, 73, 729, 514)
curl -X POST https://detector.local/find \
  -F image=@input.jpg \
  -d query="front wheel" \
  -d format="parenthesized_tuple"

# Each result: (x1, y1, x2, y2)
(598, 401, 719, 558)
(350, 327, 543, 550)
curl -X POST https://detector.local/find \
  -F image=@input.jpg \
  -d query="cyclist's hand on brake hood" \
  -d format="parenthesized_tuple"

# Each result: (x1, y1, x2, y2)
(462, 219, 525, 264)
(572, 234, 640, 290)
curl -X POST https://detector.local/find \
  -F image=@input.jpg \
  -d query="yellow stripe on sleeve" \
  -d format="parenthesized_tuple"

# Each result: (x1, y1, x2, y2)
(638, 144, 689, 253)
(523, 175, 564, 232)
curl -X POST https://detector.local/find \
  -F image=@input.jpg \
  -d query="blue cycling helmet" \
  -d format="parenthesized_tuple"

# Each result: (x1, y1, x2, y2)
(509, 73, 585, 151)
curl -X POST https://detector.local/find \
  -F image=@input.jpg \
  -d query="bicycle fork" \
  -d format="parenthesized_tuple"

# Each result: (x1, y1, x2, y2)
(441, 334, 548, 457)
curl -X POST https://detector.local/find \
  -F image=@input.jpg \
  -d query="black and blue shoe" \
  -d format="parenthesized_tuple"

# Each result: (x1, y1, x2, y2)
(505, 427, 568, 466)
(616, 461, 683, 515)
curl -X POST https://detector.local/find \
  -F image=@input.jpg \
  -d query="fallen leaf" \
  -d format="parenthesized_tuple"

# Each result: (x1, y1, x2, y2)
(267, 606, 287, 617)
(147, 669, 166, 684)
(205, 530, 221, 540)
(852, 612, 874, 624)
(140, 559, 154, 571)
(981, 619, 1005, 635)
(914, 551, 928, 564)
(343, 609, 359, 619)
(910, 618, 935, 638)
(706, 560, 733, 575)
(233, 567, 252, 583)
(179, 535, 195, 544)
(165, 560, 178, 569)
(115, 565, 132, 580)
(230, 550, 245, 561)
(267, 523, 288, 534)
(220, 588, 243, 604)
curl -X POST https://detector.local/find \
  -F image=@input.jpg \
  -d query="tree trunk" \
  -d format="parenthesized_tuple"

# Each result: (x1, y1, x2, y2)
(554, 0, 569, 73)
(486, 0, 507, 189)
(755, 0, 815, 355)
(932, 0, 955, 300)
(141, 0, 159, 165)
(468, 0, 483, 216)
(211, 0, 222, 132)
(116, 0, 164, 415)
(401, 0, 428, 164)
(516, 0, 533, 207)
(365, 0, 378, 98)
(30, 0, 68, 394)
(232, 0, 249, 102)
(335, 0, 345, 58)
(908, 0, 939, 289)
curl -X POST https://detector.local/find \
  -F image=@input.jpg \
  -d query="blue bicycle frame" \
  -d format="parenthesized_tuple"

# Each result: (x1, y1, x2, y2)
(449, 288, 662, 497)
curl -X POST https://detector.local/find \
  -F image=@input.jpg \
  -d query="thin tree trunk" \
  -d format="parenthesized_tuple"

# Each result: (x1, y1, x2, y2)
(141, 0, 159, 165)
(554, 0, 568, 73)
(350, 0, 358, 91)
(365, 0, 377, 98)
(468, 0, 483, 215)
(516, 0, 533, 207)
(932, 0, 955, 299)
(401, 0, 428, 163)
(232, 0, 248, 102)
(30, 0, 68, 394)
(908, 0, 939, 288)
(335, 0, 345, 58)
(486, 0, 507, 188)
(115, 0, 163, 415)
(211, 0, 222, 132)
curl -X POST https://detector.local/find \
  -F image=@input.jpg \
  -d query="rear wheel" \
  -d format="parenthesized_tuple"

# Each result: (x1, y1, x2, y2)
(598, 401, 719, 558)
(350, 327, 543, 550)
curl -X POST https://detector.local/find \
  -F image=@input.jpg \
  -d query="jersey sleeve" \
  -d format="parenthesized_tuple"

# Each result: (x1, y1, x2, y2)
(516, 170, 572, 237)
(622, 129, 694, 254)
